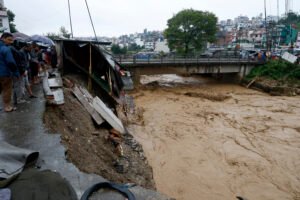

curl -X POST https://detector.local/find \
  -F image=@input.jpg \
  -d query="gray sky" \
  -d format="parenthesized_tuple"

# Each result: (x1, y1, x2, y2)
(5, 0, 300, 37)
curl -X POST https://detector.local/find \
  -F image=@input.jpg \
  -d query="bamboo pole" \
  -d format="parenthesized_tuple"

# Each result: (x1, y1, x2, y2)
(88, 43, 92, 91)
(246, 77, 257, 88)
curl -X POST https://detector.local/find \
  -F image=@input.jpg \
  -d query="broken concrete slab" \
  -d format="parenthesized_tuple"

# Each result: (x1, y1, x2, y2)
(42, 71, 64, 105)
(93, 96, 126, 134)
(48, 78, 63, 88)
(51, 88, 64, 105)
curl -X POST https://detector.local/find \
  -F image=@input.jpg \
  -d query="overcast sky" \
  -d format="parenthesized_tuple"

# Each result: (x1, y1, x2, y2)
(5, 0, 300, 37)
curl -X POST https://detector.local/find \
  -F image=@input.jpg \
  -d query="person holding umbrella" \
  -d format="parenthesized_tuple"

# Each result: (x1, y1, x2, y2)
(29, 42, 41, 84)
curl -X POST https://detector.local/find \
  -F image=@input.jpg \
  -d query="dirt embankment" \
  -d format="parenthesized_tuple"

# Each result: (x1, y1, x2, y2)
(43, 87, 155, 189)
(244, 77, 300, 96)
(128, 82, 300, 200)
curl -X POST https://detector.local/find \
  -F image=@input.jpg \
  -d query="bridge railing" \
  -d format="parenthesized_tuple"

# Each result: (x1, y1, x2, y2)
(113, 54, 261, 65)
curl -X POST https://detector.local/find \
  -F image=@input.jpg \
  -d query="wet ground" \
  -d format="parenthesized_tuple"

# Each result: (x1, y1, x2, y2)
(0, 83, 170, 200)
(128, 74, 300, 200)
(0, 84, 105, 197)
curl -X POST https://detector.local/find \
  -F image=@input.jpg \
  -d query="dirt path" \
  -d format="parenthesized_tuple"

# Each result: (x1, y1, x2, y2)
(128, 76, 300, 200)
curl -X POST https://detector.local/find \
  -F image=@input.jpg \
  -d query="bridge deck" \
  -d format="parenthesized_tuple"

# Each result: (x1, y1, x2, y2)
(115, 57, 264, 67)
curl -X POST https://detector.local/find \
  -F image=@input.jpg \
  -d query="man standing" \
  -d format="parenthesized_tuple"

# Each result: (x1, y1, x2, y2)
(0, 33, 18, 112)
(19, 43, 36, 99)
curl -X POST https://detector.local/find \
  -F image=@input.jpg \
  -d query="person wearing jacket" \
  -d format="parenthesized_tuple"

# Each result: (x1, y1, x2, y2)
(0, 32, 18, 112)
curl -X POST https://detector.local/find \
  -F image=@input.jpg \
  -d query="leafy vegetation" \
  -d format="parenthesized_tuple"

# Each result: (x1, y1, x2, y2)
(111, 44, 127, 55)
(46, 26, 71, 40)
(164, 9, 217, 55)
(246, 60, 300, 83)
(278, 12, 300, 31)
(7, 10, 17, 33)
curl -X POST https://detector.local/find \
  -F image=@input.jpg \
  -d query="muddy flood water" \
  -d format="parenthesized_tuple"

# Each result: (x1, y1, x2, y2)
(127, 75, 300, 200)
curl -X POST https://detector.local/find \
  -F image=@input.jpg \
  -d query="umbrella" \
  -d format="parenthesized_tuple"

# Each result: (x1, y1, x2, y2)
(12, 32, 30, 42)
(30, 35, 54, 46)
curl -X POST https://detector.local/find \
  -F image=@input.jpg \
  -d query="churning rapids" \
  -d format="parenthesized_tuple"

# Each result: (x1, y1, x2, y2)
(127, 74, 300, 200)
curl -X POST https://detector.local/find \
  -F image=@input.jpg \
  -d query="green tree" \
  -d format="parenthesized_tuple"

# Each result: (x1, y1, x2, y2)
(279, 12, 300, 31)
(164, 9, 217, 55)
(127, 43, 143, 52)
(111, 44, 127, 55)
(46, 32, 60, 41)
(46, 26, 71, 40)
(59, 26, 71, 38)
(7, 10, 18, 33)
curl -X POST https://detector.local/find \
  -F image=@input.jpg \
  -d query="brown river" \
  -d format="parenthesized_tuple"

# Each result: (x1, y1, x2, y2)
(128, 75, 300, 200)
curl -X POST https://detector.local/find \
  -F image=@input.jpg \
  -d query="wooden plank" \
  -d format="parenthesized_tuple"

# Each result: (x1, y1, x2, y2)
(78, 86, 93, 100)
(93, 96, 125, 134)
(72, 85, 104, 125)
(246, 77, 257, 88)
(88, 43, 92, 91)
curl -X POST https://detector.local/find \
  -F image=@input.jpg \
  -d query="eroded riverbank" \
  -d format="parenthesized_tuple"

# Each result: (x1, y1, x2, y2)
(128, 75, 300, 200)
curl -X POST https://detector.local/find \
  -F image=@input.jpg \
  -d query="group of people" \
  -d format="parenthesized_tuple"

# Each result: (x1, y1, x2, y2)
(0, 32, 57, 112)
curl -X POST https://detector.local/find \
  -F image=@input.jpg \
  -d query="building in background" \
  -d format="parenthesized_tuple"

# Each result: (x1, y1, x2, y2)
(296, 32, 300, 48)
(154, 40, 170, 53)
(0, 0, 9, 32)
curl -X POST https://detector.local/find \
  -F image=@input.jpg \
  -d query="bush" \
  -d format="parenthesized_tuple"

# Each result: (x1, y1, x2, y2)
(246, 60, 300, 81)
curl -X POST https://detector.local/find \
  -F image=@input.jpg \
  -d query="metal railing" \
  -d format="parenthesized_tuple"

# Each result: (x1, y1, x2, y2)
(113, 54, 263, 65)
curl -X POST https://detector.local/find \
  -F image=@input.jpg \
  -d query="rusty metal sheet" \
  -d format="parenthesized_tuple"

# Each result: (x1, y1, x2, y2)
(72, 85, 104, 125)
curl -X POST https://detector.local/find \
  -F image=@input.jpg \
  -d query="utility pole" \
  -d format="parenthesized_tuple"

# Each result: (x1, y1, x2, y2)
(67, 0, 74, 38)
(277, 0, 279, 21)
(264, 0, 269, 50)
(285, 0, 290, 16)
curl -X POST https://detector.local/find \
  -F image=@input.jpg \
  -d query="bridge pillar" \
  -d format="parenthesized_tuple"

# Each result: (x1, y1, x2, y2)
(238, 65, 254, 80)
(128, 68, 141, 85)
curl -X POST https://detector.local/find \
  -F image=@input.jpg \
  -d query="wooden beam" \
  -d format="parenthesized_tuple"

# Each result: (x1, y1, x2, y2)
(72, 85, 104, 125)
(88, 43, 92, 91)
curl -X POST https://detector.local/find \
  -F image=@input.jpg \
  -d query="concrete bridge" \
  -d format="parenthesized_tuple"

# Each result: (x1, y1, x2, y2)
(114, 55, 265, 83)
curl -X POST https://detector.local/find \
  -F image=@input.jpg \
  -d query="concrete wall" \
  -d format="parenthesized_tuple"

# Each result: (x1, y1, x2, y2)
(238, 65, 255, 80)
(154, 41, 170, 53)
(1, 16, 9, 32)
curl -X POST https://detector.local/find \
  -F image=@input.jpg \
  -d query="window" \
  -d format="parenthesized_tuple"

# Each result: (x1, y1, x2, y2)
(0, 18, 3, 28)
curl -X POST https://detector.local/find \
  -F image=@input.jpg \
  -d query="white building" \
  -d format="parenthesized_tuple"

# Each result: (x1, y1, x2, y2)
(144, 41, 155, 51)
(234, 15, 249, 25)
(296, 32, 300, 48)
(134, 37, 144, 47)
(0, 0, 10, 32)
(154, 40, 170, 53)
